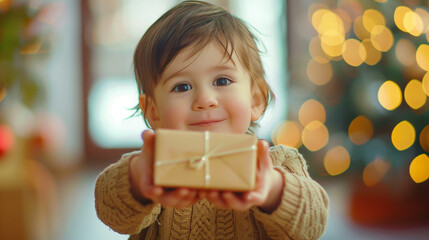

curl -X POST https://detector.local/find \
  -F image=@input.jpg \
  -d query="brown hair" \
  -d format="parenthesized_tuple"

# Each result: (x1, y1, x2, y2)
(133, 0, 274, 132)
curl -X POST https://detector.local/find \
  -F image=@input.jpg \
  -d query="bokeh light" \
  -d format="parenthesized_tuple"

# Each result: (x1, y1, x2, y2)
(394, 6, 413, 33)
(403, 11, 424, 37)
(362, 158, 390, 187)
(299, 99, 326, 126)
(391, 120, 415, 151)
(362, 9, 385, 33)
(420, 125, 429, 152)
(415, 8, 429, 33)
(324, 146, 350, 176)
(302, 121, 329, 151)
(309, 36, 329, 63)
(342, 38, 366, 66)
(348, 115, 373, 145)
(272, 121, 302, 149)
(416, 44, 429, 71)
(423, 72, 429, 96)
(353, 16, 371, 40)
(378, 80, 402, 110)
(307, 59, 333, 85)
(312, 9, 344, 34)
(362, 39, 381, 65)
(409, 154, 429, 183)
(404, 79, 427, 109)
(395, 38, 417, 67)
(370, 25, 394, 52)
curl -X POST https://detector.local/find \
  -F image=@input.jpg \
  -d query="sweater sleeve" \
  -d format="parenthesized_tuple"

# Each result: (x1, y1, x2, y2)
(94, 151, 161, 235)
(251, 145, 329, 240)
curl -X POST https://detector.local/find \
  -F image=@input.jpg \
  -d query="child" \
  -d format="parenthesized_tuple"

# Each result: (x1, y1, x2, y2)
(94, 1, 329, 239)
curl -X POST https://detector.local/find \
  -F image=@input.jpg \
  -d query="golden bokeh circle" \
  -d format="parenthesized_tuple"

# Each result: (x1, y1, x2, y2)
(299, 99, 326, 126)
(348, 115, 374, 145)
(409, 154, 429, 183)
(302, 121, 329, 152)
(371, 25, 394, 52)
(378, 80, 402, 111)
(420, 125, 429, 152)
(272, 121, 303, 149)
(306, 59, 333, 85)
(391, 120, 416, 151)
(324, 146, 350, 176)
(404, 79, 427, 110)
(416, 44, 429, 71)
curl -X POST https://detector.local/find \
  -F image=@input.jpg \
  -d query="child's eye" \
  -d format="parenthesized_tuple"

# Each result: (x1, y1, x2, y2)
(172, 83, 192, 92)
(213, 77, 232, 86)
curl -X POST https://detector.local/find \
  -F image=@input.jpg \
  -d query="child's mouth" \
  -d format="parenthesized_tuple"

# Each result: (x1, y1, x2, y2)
(189, 119, 224, 127)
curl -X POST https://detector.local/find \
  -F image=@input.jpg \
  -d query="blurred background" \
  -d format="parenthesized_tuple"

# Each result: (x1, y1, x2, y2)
(1, 0, 428, 239)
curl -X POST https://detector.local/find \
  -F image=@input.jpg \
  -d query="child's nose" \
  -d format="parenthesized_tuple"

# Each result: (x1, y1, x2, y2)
(192, 88, 218, 110)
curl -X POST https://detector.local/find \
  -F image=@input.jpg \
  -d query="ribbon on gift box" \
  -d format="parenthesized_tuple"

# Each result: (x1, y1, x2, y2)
(156, 131, 257, 187)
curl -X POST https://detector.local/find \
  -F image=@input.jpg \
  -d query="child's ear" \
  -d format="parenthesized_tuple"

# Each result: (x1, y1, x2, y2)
(251, 87, 266, 121)
(139, 94, 161, 129)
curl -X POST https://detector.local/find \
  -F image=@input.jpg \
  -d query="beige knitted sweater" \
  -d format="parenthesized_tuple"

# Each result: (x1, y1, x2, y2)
(95, 145, 329, 239)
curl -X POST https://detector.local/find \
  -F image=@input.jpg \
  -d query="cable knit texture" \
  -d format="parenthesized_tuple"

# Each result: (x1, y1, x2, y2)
(94, 145, 329, 239)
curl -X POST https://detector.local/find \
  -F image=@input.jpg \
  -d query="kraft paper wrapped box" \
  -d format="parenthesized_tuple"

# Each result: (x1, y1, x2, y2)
(154, 129, 258, 191)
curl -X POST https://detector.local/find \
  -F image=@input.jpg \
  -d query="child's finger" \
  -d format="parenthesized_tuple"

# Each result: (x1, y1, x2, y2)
(206, 191, 228, 209)
(257, 140, 272, 170)
(222, 192, 252, 211)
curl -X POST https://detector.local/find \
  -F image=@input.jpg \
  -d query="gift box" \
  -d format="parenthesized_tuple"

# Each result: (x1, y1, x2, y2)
(154, 129, 258, 191)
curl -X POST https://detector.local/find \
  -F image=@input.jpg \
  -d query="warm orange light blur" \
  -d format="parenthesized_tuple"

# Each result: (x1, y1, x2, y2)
(394, 6, 413, 33)
(415, 8, 429, 33)
(342, 38, 366, 66)
(423, 72, 429, 96)
(321, 40, 344, 58)
(299, 99, 326, 126)
(272, 121, 303, 149)
(312, 9, 344, 34)
(309, 37, 329, 63)
(333, 8, 352, 34)
(363, 158, 390, 187)
(378, 80, 402, 110)
(416, 44, 429, 71)
(348, 115, 373, 145)
(404, 79, 427, 109)
(403, 11, 424, 36)
(409, 154, 429, 183)
(362, 9, 385, 32)
(370, 25, 394, 52)
(324, 146, 350, 176)
(362, 39, 382, 65)
(392, 120, 415, 151)
(354, 16, 371, 40)
(395, 38, 417, 67)
(420, 125, 429, 152)
(302, 121, 329, 152)
(306, 59, 333, 85)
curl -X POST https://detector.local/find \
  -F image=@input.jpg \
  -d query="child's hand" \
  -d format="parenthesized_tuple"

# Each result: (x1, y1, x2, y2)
(201, 140, 284, 212)
(129, 130, 201, 208)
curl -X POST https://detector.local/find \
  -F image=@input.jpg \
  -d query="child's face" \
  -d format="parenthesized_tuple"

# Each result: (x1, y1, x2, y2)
(145, 41, 262, 134)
